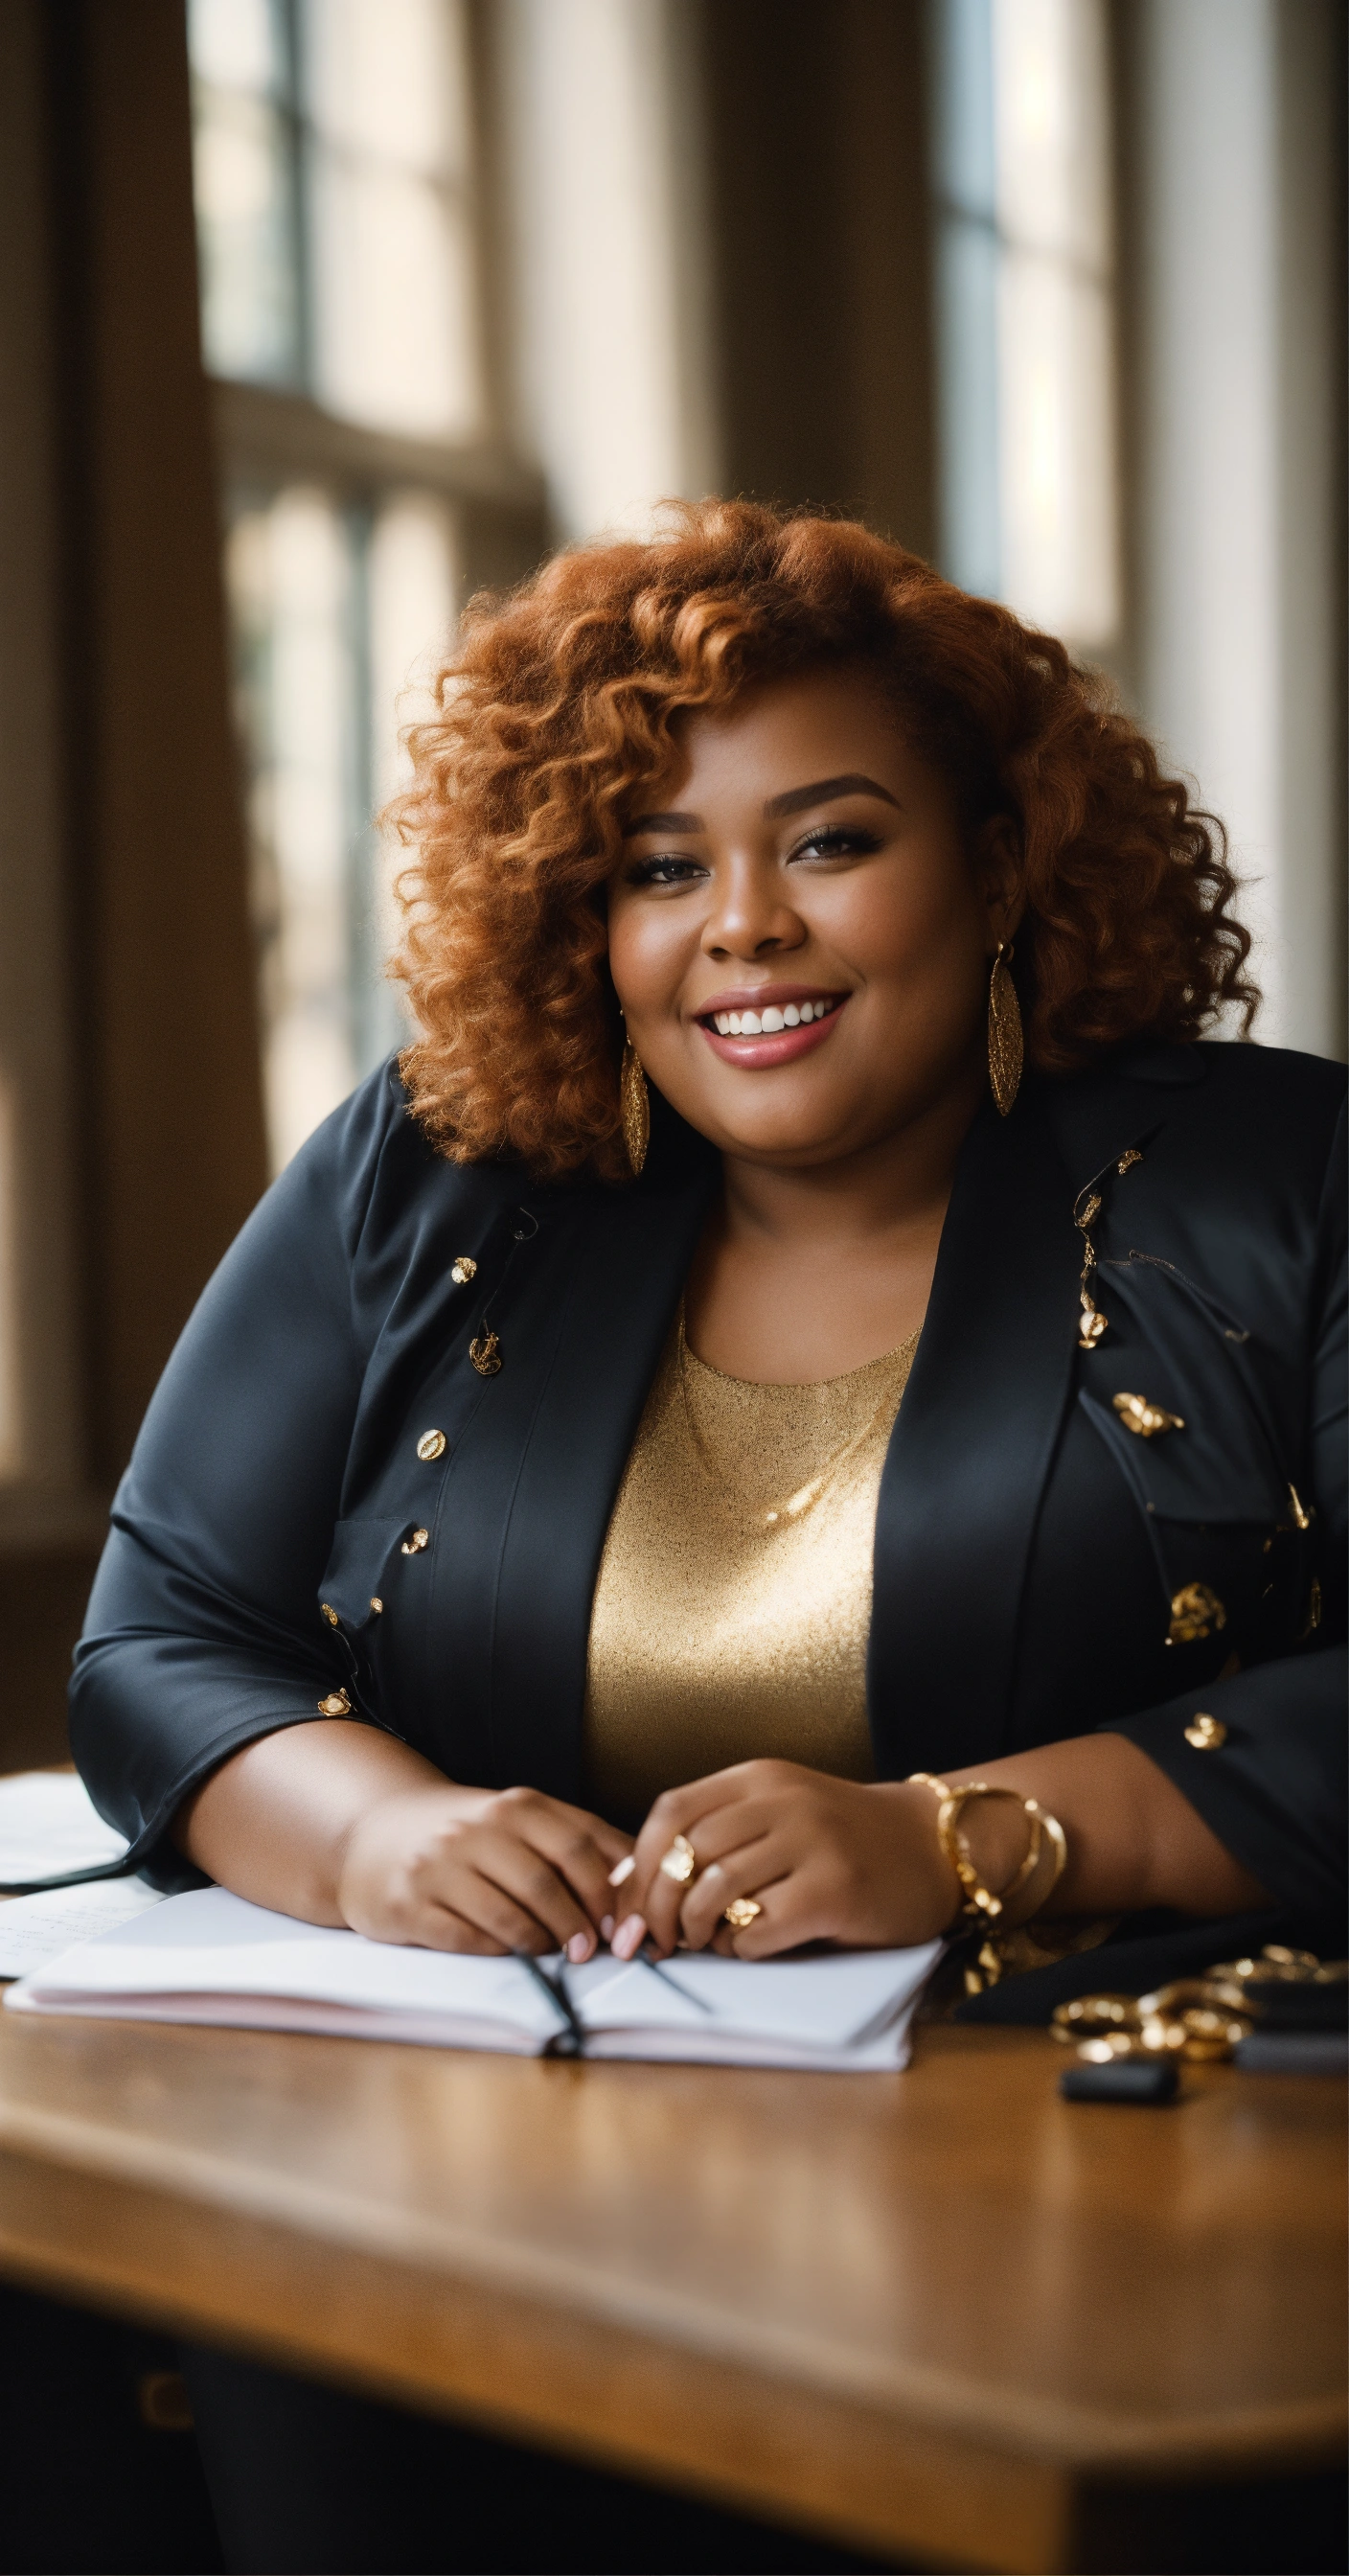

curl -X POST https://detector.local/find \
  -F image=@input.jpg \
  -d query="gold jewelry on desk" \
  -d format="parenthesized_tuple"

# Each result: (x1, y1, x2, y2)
(723, 1897, 763, 1931)
(658, 1831, 699, 1886)
(1052, 1950, 1348, 2065)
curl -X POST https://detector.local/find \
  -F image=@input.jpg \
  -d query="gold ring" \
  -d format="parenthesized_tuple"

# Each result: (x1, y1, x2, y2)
(657, 1832, 698, 1887)
(723, 1898, 763, 1931)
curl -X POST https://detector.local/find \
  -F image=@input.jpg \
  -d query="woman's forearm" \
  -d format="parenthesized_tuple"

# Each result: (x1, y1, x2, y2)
(942, 1732, 1268, 1921)
(172, 1720, 472, 1923)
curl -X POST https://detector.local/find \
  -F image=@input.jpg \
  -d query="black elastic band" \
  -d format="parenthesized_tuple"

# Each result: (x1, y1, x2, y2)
(514, 1949, 587, 2056)
(0, 1852, 141, 1897)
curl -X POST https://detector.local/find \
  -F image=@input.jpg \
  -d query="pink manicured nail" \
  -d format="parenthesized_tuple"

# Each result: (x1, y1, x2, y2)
(612, 1914, 646, 1960)
(600, 1915, 615, 1942)
(566, 1931, 593, 1965)
(608, 1853, 636, 1888)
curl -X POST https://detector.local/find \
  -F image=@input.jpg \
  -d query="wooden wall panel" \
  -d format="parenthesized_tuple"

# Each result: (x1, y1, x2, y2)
(46, 0, 269, 1488)
(697, 0, 936, 557)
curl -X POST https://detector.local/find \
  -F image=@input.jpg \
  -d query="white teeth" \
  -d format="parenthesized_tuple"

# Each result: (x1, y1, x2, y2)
(709, 998, 836, 1037)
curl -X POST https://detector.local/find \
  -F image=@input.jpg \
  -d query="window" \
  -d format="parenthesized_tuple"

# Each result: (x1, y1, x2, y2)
(930, 0, 1119, 650)
(188, 0, 531, 1169)
(192, 0, 482, 436)
(223, 485, 458, 1170)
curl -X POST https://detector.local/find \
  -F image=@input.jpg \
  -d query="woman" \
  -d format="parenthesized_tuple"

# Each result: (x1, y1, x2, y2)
(70, 501, 1344, 2574)
(75, 501, 1342, 2005)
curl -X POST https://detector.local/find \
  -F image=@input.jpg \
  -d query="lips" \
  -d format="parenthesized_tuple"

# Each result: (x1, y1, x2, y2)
(695, 989, 849, 1069)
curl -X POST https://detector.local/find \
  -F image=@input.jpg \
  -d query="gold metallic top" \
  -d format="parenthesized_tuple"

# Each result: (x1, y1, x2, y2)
(583, 1311, 919, 1827)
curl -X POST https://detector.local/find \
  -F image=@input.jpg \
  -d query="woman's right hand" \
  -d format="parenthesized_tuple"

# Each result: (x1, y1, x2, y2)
(336, 1782, 633, 1962)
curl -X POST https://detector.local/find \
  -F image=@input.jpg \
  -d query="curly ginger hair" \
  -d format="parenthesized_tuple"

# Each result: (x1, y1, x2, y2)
(389, 500, 1256, 1182)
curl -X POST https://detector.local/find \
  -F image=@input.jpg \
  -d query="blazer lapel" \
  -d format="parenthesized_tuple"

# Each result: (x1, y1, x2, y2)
(867, 1087, 1082, 1776)
(483, 1156, 717, 1798)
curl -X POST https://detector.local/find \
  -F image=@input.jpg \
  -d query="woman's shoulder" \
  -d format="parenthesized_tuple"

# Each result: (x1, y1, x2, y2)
(1046, 1038, 1344, 1193)
(266, 1057, 563, 1250)
(1183, 1037, 1345, 1121)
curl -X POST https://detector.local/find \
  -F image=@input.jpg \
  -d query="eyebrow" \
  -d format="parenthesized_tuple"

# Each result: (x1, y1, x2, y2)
(622, 811, 702, 837)
(764, 772, 902, 820)
(623, 773, 901, 838)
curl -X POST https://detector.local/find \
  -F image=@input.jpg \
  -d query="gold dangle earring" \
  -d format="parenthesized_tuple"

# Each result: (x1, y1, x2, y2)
(987, 941, 1023, 1116)
(619, 1027, 650, 1176)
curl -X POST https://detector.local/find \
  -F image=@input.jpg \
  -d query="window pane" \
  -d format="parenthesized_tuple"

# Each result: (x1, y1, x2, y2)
(227, 490, 357, 1171)
(360, 495, 459, 1072)
(188, 0, 286, 97)
(308, 154, 481, 438)
(930, 0, 1119, 647)
(933, 0, 996, 219)
(997, 258, 1118, 642)
(992, 0, 1111, 269)
(300, 0, 471, 177)
(226, 484, 460, 1166)
(193, 85, 301, 383)
(933, 219, 1001, 598)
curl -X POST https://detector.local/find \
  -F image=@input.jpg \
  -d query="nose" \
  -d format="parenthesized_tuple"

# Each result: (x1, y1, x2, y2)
(700, 855, 806, 963)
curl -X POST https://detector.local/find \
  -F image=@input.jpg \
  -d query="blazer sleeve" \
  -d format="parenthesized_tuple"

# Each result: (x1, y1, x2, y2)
(69, 1071, 402, 1882)
(1100, 1097, 1347, 1938)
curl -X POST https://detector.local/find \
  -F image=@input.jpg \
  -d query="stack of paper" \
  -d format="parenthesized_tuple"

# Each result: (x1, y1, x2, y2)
(0, 1769, 132, 1881)
(6, 1887, 942, 2072)
(0, 1769, 167, 1975)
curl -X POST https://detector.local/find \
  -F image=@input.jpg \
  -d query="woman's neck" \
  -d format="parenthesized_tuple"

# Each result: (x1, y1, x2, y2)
(686, 1071, 984, 1383)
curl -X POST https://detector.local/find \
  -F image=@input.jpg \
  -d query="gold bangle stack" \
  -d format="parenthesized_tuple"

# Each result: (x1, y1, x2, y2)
(907, 1773, 1068, 1928)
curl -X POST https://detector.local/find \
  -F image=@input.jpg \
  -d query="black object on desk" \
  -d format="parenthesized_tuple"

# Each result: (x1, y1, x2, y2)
(1235, 2034, 1349, 2077)
(1061, 2058, 1179, 2104)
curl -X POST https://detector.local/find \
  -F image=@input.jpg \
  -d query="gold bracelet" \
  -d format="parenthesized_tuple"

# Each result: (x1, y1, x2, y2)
(908, 1774, 1068, 1926)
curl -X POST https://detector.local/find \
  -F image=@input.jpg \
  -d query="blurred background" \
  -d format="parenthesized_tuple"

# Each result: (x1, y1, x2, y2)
(0, 0, 1344, 1758)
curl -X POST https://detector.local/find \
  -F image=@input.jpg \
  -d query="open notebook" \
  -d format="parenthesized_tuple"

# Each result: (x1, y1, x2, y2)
(5, 1887, 942, 2072)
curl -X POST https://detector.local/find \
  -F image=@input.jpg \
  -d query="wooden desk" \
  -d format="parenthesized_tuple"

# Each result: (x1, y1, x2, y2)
(0, 2003, 1341, 2574)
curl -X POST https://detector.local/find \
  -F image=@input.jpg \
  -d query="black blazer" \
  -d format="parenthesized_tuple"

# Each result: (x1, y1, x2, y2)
(72, 1040, 1346, 2019)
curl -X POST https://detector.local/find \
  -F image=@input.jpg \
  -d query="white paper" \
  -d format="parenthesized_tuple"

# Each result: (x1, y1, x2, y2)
(0, 1770, 129, 1882)
(0, 1876, 167, 1977)
(5, 1885, 941, 2070)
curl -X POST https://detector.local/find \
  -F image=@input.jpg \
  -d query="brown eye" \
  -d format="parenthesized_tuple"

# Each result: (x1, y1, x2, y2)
(789, 824, 883, 862)
(625, 855, 705, 887)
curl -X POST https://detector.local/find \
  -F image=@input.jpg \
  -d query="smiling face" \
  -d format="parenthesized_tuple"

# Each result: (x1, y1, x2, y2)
(606, 665, 1019, 1172)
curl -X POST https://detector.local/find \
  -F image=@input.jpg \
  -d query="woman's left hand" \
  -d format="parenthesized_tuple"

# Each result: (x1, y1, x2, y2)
(615, 1760, 961, 1959)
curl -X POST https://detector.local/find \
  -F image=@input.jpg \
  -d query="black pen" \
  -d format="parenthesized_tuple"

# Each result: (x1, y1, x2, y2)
(514, 1949, 587, 2057)
(634, 1942, 716, 2014)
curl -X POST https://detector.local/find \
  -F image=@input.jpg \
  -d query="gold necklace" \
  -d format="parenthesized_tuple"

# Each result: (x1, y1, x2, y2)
(675, 1306, 918, 1531)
